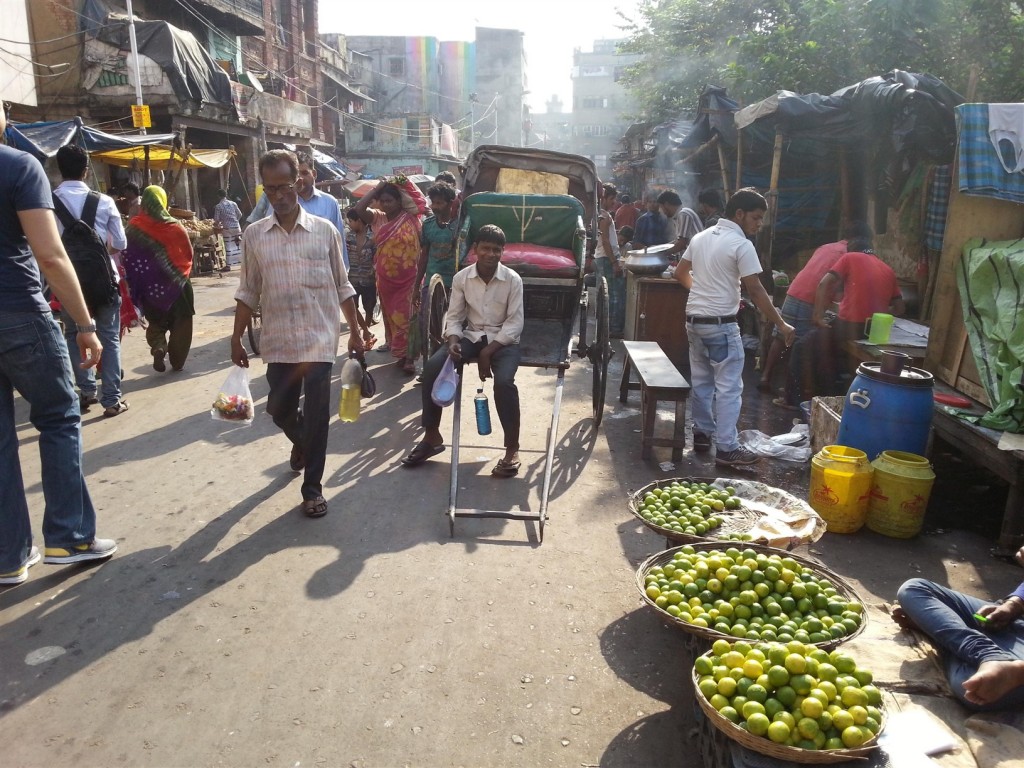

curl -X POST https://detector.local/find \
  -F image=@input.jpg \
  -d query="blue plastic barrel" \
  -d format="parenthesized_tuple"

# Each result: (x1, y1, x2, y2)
(836, 362, 933, 461)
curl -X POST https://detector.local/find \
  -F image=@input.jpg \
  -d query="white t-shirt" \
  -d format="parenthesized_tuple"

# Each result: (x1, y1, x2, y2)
(594, 213, 619, 260)
(681, 218, 762, 316)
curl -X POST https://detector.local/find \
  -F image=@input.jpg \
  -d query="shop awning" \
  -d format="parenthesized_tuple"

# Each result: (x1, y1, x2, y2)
(321, 69, 375, 103)
(5, 118, 176, 159)
(91, 145, 233, 170)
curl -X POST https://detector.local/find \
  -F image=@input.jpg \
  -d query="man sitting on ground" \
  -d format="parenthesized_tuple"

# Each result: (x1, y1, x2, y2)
(402, 224, 524, 478)
(893, 545, 1024, 711)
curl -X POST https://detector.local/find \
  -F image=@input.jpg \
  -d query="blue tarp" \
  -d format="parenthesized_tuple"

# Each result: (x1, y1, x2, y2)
(3, 118, 176, 160)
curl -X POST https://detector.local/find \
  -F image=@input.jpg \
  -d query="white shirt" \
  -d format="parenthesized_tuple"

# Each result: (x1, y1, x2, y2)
(236, 207, 355, 364)
(681, 218, 762, 316)
(53, 180, 127, 279)
(444, 262, 524, 346)
(594, 212, 619, 261)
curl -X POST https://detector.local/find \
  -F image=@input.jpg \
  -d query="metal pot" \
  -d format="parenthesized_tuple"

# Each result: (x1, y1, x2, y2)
(622, 243, 673, 275)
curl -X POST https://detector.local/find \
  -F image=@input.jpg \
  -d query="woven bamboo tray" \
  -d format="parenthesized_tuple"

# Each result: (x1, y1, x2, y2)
(635, 542, 867, 650)
(628, 478, 760, 545)
(692, 654, 883, 763)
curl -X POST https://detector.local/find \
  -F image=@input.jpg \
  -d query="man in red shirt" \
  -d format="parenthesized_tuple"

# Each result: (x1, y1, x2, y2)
(613, 193, 639, 231)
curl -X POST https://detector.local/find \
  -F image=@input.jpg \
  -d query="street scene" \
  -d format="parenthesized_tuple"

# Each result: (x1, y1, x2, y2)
(3, 1, 1024, 767)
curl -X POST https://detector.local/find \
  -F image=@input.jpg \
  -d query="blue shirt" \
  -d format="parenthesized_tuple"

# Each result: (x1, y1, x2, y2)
(633, 210, 671, 247)
(0, 145, 52, 314)
(247, 188, 348, 267)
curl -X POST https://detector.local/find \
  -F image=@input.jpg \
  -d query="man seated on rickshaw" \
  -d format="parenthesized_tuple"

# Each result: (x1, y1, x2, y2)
(401, 224, 525, 478)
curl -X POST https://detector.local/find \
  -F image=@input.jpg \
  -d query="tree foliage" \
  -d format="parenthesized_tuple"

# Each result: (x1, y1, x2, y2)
(619, 0, 1024, 122)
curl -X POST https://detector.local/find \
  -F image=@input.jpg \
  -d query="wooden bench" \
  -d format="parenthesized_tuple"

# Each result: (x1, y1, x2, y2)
(931, 380, 1024, 557)
(619, 340, 691, 461)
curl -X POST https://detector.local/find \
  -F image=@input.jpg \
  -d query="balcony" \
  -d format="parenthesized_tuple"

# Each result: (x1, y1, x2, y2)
(146, 0, 264, 37)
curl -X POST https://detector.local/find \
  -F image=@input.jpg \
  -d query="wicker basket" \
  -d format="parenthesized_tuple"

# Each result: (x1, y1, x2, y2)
(628, 478, 760, 545)
(692, 652, 883, 764)
(635, 542, 867, 650)
(168, 206, 195, 220)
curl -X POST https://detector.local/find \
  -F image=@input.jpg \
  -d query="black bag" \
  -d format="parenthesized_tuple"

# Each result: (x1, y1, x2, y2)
(52, 192, 118, 313)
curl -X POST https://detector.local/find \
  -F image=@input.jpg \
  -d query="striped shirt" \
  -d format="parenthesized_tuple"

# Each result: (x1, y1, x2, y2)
(236, 207, 355, 363)
(444, 263, 524, 346)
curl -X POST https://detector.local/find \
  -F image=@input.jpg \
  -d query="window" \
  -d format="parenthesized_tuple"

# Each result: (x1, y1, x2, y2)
(581, 97, 608, 110)
(406, 118, 419, 136)
(389, 58, 405, 76)
(362, 124, 375, 142)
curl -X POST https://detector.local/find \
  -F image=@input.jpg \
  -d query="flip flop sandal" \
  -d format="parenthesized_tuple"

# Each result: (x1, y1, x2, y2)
(401, 441, 445, 467)
(102, 400, 130, 418)
(491, 457, 521, 478)
(375, 344, 390, 353)
(302, 496, 328, 518)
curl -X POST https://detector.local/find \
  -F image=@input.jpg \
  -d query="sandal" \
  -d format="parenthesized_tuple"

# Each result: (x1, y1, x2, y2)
(302, 495, 328, 518)
(102, 400, 130, 418)
(401, 441, 445, 467)
(375, 343, 390, 353)
(491, 457, 521, 478)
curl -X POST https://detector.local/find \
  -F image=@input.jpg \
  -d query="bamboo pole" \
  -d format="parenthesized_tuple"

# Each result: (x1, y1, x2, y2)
(717, 140, 731, 198)
(763, 128, 784, 273)
(839, 147, 851, 237)
(676, 133, 720, 167)
(735, 129, 743, 190)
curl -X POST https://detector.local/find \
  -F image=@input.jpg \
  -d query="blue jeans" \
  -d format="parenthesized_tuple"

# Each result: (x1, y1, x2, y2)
(0, 310, 97, 572)
(265, 362, 333, 501)
(897, 578, 1024, 711)
(422, 338, 521, 449)
(594, 258, 626, 335)
(687, 321, 745, 452)
(61, 294, 122, 408)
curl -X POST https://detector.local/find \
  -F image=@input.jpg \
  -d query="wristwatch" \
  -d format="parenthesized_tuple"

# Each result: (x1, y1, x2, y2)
(76, 322, 97, 333)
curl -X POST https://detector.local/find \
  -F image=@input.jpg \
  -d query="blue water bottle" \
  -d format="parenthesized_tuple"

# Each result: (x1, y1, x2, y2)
(474, 387, 492, 435)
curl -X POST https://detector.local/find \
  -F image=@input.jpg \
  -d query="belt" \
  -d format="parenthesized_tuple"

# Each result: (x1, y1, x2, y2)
(687, 315, 737, 325)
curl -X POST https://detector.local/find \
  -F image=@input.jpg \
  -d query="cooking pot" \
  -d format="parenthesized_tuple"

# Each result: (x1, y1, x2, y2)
(623, 243, 673, 275)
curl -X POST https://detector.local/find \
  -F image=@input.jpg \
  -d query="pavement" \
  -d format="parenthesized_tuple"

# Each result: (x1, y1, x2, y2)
(2, 274, 1022, 767)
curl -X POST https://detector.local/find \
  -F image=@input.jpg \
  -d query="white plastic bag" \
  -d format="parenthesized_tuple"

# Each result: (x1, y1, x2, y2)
(431, 356, 459, 407)
(738, 425, 811, 462)
(210, 366, 254, 425)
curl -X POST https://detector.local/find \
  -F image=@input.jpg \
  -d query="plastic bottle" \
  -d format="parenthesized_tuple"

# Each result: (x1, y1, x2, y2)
(339, 354, 363, 422)
(474, 387, 492, 435)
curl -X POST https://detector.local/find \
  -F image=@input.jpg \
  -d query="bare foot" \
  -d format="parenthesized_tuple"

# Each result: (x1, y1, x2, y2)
(962, 659, 1024, 707)
(891, 604, 921, 632)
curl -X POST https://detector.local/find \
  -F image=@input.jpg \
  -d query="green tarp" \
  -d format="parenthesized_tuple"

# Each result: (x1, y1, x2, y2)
(957, 237, 1024, 431)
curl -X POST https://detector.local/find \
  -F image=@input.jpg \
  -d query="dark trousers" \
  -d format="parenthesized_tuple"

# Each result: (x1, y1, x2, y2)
(266, 362, 333, 500)
(422, 338, 521, 449)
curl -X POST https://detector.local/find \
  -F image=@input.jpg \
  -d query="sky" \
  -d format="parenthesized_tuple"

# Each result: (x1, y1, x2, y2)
(318, 0, 643, 113)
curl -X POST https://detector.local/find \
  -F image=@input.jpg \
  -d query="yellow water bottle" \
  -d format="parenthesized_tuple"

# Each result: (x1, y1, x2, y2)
(339, 354, 362, 422)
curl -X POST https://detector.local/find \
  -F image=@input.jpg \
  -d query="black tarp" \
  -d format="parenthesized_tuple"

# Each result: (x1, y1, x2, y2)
(82, 0, 234, 108)
(4, 118, 176, 160)
(682, 85, 740, 149)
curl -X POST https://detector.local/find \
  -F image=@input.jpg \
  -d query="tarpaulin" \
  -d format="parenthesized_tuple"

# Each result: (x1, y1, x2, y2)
(91, 146, 233, 170)
(955, 237, 1024, 431)
(681, 85, 739, 149)
(4, 118, 175, 159)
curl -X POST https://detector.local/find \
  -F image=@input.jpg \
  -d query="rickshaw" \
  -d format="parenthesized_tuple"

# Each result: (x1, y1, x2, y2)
(422, 145, 612, 541)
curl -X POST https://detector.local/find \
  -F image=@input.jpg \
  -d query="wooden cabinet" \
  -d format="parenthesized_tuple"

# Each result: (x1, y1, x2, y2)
(624, 272, 689, 374)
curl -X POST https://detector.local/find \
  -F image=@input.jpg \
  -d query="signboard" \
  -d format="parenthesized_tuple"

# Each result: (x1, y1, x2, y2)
(393, 165, 423, 175)
(131, 104, 152, 129)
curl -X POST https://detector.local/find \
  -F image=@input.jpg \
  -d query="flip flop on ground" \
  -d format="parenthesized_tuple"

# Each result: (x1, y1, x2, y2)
(401, 441, 445, 467)
(103, 400, 129, 418)
(491, 457, 521, 478)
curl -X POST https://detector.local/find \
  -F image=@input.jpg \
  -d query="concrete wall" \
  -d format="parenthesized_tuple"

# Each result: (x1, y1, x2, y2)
(474, 27, 527, 147)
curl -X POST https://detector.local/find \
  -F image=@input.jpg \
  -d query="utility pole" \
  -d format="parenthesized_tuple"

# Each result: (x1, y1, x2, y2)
(469, 92, 477, 152)
(125, 0, 146, 134)
(493, 92, 499, 145)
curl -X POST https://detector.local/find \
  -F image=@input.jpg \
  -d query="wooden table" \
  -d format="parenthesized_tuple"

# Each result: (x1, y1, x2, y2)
(619, 340, 691, 461)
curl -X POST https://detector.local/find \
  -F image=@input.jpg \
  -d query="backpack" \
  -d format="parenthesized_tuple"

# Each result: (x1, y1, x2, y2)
(52, 192, 118, 313)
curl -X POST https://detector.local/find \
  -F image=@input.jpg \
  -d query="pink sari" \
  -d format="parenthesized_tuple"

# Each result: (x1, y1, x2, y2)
(372, 210, 422, 359)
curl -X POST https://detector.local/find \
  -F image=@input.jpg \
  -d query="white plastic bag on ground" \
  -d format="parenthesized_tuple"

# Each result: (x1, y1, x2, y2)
(739, 424, 811, 462)
(210, 366, 254, 425)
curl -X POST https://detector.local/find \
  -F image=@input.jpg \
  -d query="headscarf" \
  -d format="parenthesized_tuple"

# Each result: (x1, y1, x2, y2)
(122, 185, 194, 313)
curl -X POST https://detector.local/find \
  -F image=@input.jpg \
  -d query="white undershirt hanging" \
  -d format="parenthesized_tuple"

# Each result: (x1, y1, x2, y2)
(988, 103, 1024, 174)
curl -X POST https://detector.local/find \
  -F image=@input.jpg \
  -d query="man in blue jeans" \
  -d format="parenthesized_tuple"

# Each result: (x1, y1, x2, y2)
(894, 545, 1024, 711)
(592, 183, 625, 337)
(675, 188, 795, 466)
(402, 225, 524, 478)
(53, 143, 129, 417)
(0, 105, 117, 586)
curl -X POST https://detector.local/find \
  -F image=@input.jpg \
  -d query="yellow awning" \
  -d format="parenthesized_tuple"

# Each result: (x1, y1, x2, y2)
(90, 145, 234, 170)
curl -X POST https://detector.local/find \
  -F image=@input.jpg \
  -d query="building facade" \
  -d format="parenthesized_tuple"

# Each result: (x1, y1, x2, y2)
(570, 39, 641, 181)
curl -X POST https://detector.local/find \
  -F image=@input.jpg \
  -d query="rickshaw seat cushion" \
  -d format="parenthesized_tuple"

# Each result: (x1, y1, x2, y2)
(460, 192, 585, 262)
(464, 243, 578, 278)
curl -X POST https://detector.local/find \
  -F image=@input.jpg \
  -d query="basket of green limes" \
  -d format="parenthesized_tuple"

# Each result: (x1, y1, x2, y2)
(635, 542, 868, 649)
(628, 478, 760, 544)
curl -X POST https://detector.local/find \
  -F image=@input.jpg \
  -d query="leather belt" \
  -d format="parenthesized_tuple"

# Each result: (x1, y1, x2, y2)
(687, 315, 737, 325)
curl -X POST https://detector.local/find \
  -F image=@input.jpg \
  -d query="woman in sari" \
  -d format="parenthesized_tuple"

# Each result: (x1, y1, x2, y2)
(122, 185, 195, 372)
(353, 179, 423, 374)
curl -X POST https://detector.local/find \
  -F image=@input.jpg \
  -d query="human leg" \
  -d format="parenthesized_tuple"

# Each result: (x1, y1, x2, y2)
(420, 345, 453, 440)
(298, 362, 333, 503)
(166, 284, 195, 371)
(705, 324, 745, 452)
(0, 363, 33, 575)
(490, 343, 521, 456)
(59, 306, 97, 399)
(897, 578, 1024, 709)
(94, 296, 124, 409)
(687, 323, 718, 443)
(266, 363, 304, 448)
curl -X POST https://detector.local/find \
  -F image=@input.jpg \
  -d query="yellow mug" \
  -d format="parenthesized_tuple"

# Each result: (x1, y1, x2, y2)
(865, 313, 894, 344)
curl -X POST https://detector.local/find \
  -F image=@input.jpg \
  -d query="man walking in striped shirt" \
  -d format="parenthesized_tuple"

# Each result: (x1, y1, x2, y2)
(231, 150, 363, 518)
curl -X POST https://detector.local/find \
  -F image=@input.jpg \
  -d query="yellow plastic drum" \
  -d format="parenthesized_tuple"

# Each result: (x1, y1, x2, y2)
(809, 445, 874, 533)
(866, 450, 936, 538)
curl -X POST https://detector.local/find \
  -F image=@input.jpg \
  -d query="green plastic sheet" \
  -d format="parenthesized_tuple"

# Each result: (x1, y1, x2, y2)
(956, 237, 1024, 431)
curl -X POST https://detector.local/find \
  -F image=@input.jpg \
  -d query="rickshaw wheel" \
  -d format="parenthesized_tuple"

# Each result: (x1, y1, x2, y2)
(592, 277, 610, 427)
(426, 274, 448, 363)
(247, 305, 262, 356)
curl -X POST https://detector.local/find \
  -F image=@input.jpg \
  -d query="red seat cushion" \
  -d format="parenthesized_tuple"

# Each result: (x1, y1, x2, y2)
(465, 243, 578, 278)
